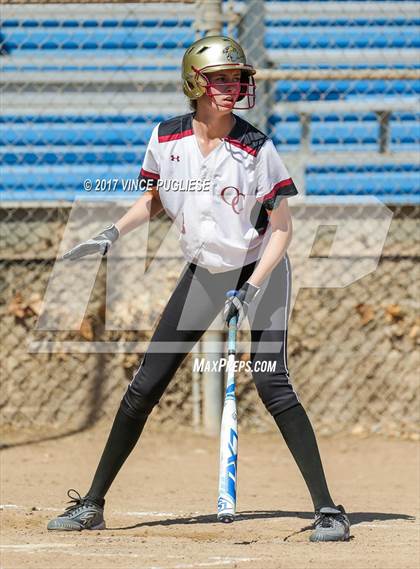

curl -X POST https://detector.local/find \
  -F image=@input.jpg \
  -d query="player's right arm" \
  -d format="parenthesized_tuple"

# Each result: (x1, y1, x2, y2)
(62, 190, 163, 261)
(63, 124, 163, 261)
(115, 186, 163, 237)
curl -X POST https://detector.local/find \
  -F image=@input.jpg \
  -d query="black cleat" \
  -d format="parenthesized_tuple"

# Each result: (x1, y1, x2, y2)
(47, 489, 105, 531)
(310, 505, 350, 542)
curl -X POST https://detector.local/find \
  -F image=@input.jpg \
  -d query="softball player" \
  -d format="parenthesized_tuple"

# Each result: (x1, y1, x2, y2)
(47, 36, 350, 542)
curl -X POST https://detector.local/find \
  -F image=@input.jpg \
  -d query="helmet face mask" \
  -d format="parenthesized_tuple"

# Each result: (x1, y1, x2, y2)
(192, 66, 256, 110)
(182, 36, 256, 110)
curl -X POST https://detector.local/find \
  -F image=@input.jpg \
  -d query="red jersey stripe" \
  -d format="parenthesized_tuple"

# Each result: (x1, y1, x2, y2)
(224, 137, 258, 157)
(258, 178, 294, 202)
(140, 168, 160, 180)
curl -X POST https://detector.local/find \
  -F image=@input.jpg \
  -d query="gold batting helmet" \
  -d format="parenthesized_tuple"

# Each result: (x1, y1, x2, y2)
(182, 36, 256, 109)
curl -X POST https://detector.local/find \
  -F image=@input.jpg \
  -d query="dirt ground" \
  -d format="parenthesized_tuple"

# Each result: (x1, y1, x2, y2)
(1, 422, 419, 569)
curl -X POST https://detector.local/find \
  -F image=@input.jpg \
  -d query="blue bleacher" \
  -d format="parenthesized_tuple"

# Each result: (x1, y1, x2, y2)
(306, 164, 419, 204)
(2, 122, 154, 146)
(269, 113, 420, 149)
(2, 111, 419, 202)
(1, 5, 419, 203)
(2, 20, 419, 51)
(274, 80, 420, 101)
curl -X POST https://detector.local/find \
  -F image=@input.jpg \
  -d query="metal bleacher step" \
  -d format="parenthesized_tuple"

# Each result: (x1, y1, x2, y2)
(1, 1, 418, 203)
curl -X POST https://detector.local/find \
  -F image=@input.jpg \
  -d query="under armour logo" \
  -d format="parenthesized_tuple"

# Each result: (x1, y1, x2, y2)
(221, 186, 245, 214)
(171, 155, 180, 162)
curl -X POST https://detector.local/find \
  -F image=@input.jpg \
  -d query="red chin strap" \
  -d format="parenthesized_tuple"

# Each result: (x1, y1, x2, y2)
(192, 67, 256, 110)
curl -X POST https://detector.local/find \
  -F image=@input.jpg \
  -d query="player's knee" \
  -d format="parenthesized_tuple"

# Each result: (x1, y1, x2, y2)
(252, 371, 272, 404)
(120, 383, 158, 421)
(252, 368, 299, 417)
(251, 360, 284, 401)
(265, 392, 300, 418)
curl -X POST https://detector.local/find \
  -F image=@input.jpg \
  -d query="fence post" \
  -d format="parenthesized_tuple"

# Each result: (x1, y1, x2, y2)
(377, 111, 391, 153)
(191, 343, 202, 431)
(192, 0, 225, 436)
(238, 0, 268, 132)
(201, 331, 224, 436)
(195, 0, 223, 37)
(295, 112, 311, 195)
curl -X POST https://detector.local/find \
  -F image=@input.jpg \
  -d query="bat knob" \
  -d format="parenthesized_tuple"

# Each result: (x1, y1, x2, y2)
(226, 289, 238, 299)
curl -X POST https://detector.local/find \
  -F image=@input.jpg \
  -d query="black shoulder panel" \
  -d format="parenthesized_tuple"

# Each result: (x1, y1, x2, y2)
(227, 115, 268, 157)
(158, 113, 193, 141)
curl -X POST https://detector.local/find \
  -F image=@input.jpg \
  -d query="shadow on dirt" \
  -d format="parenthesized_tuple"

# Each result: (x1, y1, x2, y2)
(109, 510, 416, 531)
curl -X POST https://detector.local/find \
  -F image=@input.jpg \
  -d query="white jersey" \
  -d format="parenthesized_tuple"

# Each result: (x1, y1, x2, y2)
(139, 112, 298, 274)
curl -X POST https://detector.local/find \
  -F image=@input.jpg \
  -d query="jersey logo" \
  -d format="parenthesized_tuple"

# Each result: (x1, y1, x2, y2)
(171, 154, 180, 162)
(221, 186, 245, 214)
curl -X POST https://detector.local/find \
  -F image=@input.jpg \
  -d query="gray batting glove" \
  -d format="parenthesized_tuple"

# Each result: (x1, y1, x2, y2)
(62, 224, 120, 261)
(223, 282, 261, 328)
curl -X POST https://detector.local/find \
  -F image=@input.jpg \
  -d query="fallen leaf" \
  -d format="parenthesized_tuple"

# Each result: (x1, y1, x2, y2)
(27, 294, 43, 316)
(385, 304, 404, 322)
(79, 317, 94, 341)
(8, 293, 26, 318)
(355, 303, 374, 325)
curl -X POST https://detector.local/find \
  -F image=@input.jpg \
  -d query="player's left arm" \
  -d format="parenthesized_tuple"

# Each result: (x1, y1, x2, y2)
(246, 197, 293, 288)
(223, 198, 293, 327)
(223, 140, 296, 326)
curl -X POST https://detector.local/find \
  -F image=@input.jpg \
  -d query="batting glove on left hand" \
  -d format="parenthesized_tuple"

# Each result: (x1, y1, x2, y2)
(223, 282, 261, 328)
(62, 224, 120, 261)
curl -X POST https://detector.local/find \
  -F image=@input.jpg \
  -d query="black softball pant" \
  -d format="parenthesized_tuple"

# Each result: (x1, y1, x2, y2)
(121, 253, 300, 421)
(88, 254, 335, 511)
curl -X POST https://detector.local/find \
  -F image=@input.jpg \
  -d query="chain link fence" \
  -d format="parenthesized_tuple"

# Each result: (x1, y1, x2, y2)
(1, 1, 419, 446)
